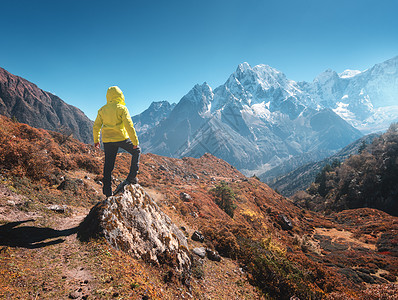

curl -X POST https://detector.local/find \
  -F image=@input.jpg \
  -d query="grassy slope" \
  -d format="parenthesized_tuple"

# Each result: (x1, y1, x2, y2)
(0, 115, 397, 299)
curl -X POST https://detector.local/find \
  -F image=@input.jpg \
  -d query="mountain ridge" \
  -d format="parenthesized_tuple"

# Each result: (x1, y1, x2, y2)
(0, 67, 94, 144)
(138, 61, 365, 174)
(135, 56, 397, 178)
(266, 133, 381, 196)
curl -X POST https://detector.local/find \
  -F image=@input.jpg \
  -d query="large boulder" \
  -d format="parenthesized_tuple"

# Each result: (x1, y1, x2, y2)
(78, 184, 190, 273)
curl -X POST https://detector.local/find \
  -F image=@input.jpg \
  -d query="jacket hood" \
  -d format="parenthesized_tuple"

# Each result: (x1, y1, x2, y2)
(106, 86, 125, 105)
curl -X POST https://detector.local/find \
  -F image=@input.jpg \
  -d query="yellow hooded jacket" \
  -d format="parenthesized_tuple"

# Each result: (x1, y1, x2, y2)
(93, 86, 139, 145)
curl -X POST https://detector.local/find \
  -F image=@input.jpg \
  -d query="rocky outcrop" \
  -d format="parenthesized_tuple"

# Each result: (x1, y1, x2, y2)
(78, 184, 191, 272)
(0, 67, 93, 144)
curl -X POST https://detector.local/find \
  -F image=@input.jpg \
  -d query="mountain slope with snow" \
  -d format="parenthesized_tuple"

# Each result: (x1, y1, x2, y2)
(299, 56, 398, 133)
(137, 62, 367, 173)
(132, 101, 175, 134)
(134, 56, 397, 176)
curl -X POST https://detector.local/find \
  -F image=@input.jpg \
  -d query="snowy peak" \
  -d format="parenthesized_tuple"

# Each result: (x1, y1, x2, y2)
(339, 69, 362, 78)
(132, 100, 175, 134)
(236, 62, 251, 73)
(183, 82, 213, 104)
(136, 58, 368, 175)
(135, 55, 397, 176)
(224, 62, 297, 101)
(367, 55, 398, 77)
(147, 100, 176, 111)
(233, 62, 287, 86)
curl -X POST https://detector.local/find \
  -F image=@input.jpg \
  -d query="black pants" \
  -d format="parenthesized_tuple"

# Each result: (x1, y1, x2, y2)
(102, 139, 141, 196)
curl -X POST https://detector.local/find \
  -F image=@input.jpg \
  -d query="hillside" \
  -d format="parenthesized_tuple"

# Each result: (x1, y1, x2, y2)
(292, 124, 398, 217)
(0, 116, 397, 299)
(267, 133, 380, 197)
(0, 67, 93, 144)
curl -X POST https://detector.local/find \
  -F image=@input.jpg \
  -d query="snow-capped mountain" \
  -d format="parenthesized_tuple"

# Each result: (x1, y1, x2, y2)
(132, 101, 176, 134)
(137, 62, 367, 174)
(299, 56, 398, 133)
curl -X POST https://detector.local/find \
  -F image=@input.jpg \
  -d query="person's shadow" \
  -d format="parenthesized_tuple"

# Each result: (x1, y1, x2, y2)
(0, 220, 78, 249)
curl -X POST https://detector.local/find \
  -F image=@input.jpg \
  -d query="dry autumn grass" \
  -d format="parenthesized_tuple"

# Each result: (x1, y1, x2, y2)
(0, 115, 397, 299)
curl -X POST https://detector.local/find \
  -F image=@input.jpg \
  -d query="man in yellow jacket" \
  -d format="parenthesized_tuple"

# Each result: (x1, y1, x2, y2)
(93, 86, 140, 197)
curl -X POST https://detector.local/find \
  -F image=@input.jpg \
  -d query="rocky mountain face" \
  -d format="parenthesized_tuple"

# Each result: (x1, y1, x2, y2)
(138, 63, 363, 174)
(132, 100, 176, 134)
(0, 67, 94, 144)
(299, 56, 398, 133)
(136, 56, 397, 178)
(266, 133, 380, 196)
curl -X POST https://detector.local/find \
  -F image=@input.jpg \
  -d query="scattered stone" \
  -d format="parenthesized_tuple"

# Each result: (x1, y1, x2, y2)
(47, 204, 67, 213)
(159, 165, 168, 171)
(191, 231, 204, 242)
(76, 179, 84, 185)
(191, 174, 199, 180)
(84, 175, 91, 180)
(192, 247, 206, 258)
(210, 177, 216, 181)
(69, 290, 80, 299)
(7, 200, 16, 206)
(105, 276, 113, 283)
(180, 192, 192, 202)
(278, 214, 293, 230)
(206, 248, 221, 262)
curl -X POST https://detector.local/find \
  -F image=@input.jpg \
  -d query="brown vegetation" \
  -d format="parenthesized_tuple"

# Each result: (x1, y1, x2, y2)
(0, 116, 397, 299)
(293, 123, 398, 217)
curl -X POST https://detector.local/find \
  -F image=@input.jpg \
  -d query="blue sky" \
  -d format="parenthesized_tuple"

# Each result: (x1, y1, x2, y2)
(1, 0, 397, 120)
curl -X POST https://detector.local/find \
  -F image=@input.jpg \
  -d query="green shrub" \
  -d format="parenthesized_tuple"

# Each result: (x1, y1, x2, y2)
(210, 181, 237, 217)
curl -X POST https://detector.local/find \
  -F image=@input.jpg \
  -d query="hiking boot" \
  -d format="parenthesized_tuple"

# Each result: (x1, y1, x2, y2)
(113, 180, 130, 195)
